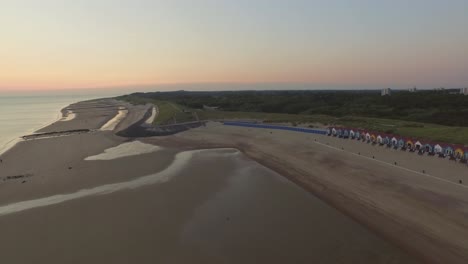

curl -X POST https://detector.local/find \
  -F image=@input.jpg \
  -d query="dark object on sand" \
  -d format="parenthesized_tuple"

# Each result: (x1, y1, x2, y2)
(68, 167, 72, 170)
(394, 162, 397, 165)
(21, 180, 26, 184)
(459, 180, 463, 184)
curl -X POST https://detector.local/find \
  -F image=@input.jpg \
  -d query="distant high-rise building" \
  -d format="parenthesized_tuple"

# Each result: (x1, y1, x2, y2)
(381, 88, 391, 96)
(460, 88, 468, 95)
(409, 87, 417, 92)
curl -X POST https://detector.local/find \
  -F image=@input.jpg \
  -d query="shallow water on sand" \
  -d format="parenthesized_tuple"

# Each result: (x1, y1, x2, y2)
(0, 148, 418, 263)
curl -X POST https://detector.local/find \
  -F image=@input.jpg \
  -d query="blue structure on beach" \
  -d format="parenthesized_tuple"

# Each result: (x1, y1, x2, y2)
(223, 122, 327, 135)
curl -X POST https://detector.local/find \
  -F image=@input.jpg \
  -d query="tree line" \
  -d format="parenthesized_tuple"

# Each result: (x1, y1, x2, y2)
(121, 90, 468, 127)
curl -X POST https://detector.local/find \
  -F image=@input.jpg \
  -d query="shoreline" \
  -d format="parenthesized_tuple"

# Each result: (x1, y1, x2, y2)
(0, 102, 71, 157)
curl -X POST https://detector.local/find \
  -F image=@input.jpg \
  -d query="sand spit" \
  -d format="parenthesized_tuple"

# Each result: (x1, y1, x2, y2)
(100, 108, 128, 131)
(85, 141, 161, 161)
(38, 99, 126, 133)
(145, 106, 157, 125)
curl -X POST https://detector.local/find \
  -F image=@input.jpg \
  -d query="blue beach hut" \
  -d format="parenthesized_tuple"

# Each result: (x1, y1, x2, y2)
(383, 135, 391, 146)
(398, 138, 405, 149)
(354, 131, 360, 140)
(445, 145, 454, 156)
(343, 129, 349, 139)
(424, 143, 433, 153)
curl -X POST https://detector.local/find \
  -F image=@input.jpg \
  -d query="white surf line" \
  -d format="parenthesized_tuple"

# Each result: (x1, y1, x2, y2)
(0, 138, 22, 157)
(85, 141, 161, 161)
(100, 108, 128, 131)
(0, 148, 239, 217)
(145, 106, 157, 125)
(313, 140, 468, 189)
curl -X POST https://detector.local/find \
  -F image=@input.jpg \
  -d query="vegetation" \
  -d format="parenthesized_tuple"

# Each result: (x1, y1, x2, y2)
(117, 90, 468, 144)
(119, 95, 194, 125)
(122, 89, 468, 126)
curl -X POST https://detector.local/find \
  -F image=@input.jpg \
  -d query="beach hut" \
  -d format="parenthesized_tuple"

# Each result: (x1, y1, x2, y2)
(343, 129, 349, 139)
(415, 141, 423, 150)
(337, 129, 343, 138)
(464, 149, 468, 161)
(424, 143, 433, 154)
(406, 140, 414, 150)
(327, 127, 332, 136)
(332, 128, 337, 136)
(355, 131, 360, 140)
(398, 138, 405, 149)
(376, 135, 383, 145)
(349, 129, 355, 139)
(360, 131, 367, 141)
(383, 135, 391, 146)
(391, 137, 398, 147)
(454, 147, 465, 159)
(365, 133, 371, 142)
(445, 145, 454, 156)
(434, 144, 443, 154)
(370, 134, 377, 143)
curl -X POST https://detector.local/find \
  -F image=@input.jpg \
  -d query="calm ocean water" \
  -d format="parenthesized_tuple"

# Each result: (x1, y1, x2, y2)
(0, 91, 121, 154)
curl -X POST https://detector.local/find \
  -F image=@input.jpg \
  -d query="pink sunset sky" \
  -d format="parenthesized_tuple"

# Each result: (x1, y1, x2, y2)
(1, 0, 467, 91)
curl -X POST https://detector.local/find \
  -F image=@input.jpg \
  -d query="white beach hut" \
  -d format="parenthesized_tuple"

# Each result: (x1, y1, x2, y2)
(434, 144, 443, 154)
(332, 128, 337, 136)
(377, 135, 383, 145)
(391, 137, 398, 147)
(365, 133, 371, 142)
(415, 141, 423, 150)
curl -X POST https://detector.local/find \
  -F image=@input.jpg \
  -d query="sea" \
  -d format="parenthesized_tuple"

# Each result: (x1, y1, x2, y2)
(0, 90, 125, 154)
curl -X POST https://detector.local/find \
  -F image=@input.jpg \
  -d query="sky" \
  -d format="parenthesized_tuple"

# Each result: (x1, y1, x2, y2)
(1, 0, 468, 91)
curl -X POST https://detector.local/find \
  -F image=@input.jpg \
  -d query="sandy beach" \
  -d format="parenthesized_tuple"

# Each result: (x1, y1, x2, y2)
(0, 98, 466, 263)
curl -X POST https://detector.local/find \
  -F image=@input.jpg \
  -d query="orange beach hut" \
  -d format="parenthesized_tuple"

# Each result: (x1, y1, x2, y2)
(455, 147, 465, 159)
